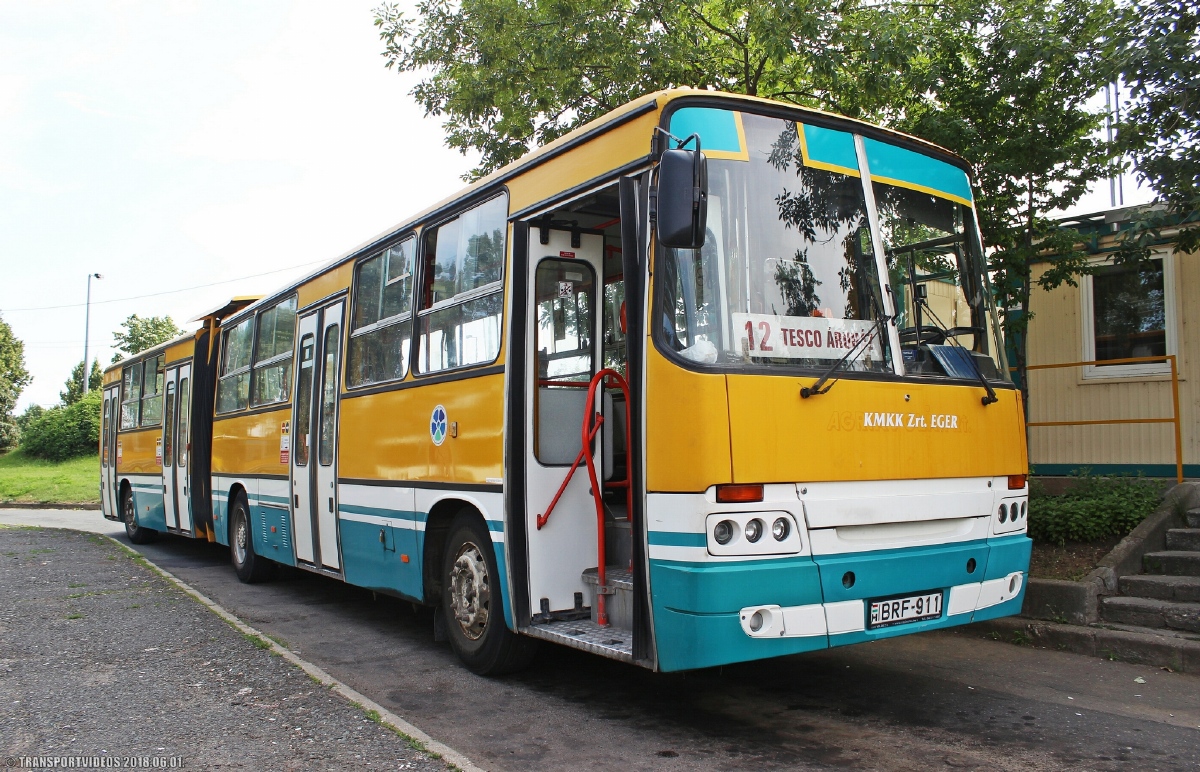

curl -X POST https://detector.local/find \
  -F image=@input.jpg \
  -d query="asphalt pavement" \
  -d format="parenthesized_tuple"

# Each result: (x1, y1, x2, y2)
(0, 523, 453, 771)
(2, 508, 1199, 771)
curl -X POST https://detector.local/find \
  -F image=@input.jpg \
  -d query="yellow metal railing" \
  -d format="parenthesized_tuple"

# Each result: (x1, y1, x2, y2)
(1023, 355, 1183, 484)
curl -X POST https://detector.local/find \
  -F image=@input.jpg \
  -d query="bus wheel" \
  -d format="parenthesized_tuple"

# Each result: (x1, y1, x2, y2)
(122, 489, 158, 544)
(230, 494, 274, 584)
(441, 513, 537, 675)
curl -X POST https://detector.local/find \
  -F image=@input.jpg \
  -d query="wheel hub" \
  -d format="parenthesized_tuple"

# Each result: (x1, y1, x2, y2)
(449, 541, 490, 641)
(233, 514, 247, 565)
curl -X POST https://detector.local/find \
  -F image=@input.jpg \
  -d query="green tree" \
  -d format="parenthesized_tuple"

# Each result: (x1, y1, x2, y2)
(1113, 0, 1200, 257)
(111, 315, 184, 362)
(61, 359, 103, 406)
(898, 0, 1121, 397)
(375, 0, 920, 178)
(15, 403, 44, 436)
(0, 313, 32, 451)
(21, 390, 102, 462)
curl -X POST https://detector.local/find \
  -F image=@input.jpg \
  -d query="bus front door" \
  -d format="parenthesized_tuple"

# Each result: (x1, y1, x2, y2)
(290, 302, 344, 571)
(162, 363, 193, 534)
(524, 228, 607, 617)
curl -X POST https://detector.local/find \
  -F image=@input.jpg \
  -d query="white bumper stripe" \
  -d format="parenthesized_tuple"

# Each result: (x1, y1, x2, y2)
(739, 572, 1024, 639)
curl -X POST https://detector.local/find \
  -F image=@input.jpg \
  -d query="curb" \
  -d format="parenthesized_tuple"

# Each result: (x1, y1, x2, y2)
(0, 501, 100, 510)
(97, 533, 483, 772)
(968, 617, 1200, 673)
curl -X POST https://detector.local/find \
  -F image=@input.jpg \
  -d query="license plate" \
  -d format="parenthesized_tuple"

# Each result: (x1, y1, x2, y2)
(868, 591, 942, 629)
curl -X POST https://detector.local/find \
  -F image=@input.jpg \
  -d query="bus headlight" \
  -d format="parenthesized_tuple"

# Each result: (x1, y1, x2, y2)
(772, 517, 790, 541)
(745, 518, 763, 543)
(714, 520, 735, 545)
(998, 503, 1008, 523)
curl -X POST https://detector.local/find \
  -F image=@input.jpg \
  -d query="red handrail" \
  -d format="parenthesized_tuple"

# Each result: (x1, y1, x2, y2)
(536, 368, 632, 627)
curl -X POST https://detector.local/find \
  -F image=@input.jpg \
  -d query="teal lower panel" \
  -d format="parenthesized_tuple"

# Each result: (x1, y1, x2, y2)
(252, 504, 295, 567)
(133, 489, 166, 531)
(828, 605, 977, 647)
(494, 545, 512, 629)
(654, 608, 828, 672)
(340, 519, 422, 601)
(982, 534, 1032, 580)
(650, 557, 825, 671)
(650, 556, 824, 614)
(813, 541, 990, 604)
(212, 497, 229, 546)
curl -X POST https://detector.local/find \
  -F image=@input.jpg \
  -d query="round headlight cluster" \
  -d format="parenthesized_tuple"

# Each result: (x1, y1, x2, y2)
(714, 519, 735, 545)
(998, 501, 1028, 525)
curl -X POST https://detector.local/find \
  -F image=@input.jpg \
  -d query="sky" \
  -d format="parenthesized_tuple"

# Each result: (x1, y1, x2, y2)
(0, 2, 1152, 412)
(0, 1, 476, 411)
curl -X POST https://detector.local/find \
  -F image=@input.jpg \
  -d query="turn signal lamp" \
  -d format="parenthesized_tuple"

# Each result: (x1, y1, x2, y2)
(716, 483, 764, 503)
(1007, 474, 1027, 490)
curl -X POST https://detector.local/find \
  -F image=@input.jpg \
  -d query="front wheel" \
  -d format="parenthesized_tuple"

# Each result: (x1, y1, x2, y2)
(230, 494, 274, 583)
(122, 489, 158, 544)
(441, 513, 537, 675)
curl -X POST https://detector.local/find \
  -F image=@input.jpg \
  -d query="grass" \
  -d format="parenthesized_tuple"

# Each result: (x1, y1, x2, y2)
(0, 449, 100, 503)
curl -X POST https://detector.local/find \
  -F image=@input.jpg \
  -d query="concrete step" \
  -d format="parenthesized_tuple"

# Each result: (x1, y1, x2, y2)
(1120, 574, 1200, 602)
(1101, 596, 1200, 633)
(1143, 551, 1200, 577)
(1119, 574, 1200, 602)
(1186, 508, 1200, 528)
(1166, 528, 1200, 552)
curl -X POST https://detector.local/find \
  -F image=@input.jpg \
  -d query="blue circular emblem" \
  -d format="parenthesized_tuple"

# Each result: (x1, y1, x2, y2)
(430, 405, 447, 446)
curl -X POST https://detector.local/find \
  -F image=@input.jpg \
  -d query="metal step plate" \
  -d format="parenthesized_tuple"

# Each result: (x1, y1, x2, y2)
(526, 618, 634, 662)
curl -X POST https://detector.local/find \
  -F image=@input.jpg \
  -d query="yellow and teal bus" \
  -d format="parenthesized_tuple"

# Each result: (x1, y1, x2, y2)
(103, 89, 1030, 674)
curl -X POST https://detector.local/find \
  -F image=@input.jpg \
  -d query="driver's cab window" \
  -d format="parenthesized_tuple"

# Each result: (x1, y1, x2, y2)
(876, 183, 1005, 381)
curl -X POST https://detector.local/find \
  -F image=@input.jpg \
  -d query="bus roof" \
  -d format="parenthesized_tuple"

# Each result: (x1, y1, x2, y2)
(218, 88, 970, 327)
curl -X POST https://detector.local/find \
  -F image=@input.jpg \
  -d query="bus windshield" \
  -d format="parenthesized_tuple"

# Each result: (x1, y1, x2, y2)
(657, 108, 1007, 382)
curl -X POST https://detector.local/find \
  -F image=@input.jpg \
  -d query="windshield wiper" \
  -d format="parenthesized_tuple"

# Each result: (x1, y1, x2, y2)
(800, 320, 884, 399)
(916, 298, 999, 406)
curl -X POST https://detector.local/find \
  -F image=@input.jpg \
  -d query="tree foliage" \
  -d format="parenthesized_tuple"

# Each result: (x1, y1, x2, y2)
(21, 390, 102, 462)
(898, 0, 1119, 391)
(61, 360, 103, 406)
(0, 313, 32, 451)
(111, 315, 184, 362)
(376, 0, 1128, 395)
(375, 0, 921, 178)
(1114, 0, 1200, 256)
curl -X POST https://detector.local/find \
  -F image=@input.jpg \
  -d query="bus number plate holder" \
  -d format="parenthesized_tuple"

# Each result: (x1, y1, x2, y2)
(868, 591, 942, 629)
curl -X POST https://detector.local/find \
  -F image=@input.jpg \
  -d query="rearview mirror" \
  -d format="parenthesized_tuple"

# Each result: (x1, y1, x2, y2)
(656, 144, 708, 249)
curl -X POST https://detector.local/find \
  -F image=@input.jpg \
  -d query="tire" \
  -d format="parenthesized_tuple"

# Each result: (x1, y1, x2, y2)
(122, 488, 158, 544)
(230, 494, 275, 583)
(441, 512, 538, 675)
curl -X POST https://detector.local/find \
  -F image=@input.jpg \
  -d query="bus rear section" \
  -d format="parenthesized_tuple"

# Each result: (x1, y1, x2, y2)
(638, 101, 1030, 671)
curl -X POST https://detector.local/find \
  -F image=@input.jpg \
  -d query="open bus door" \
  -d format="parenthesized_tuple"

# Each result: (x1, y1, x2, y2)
(161, 363, 193, 534)
(519, 227, 637, 648)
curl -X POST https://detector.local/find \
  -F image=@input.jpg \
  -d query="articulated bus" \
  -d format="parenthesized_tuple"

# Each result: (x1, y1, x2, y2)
(102, 89, 1031, 674)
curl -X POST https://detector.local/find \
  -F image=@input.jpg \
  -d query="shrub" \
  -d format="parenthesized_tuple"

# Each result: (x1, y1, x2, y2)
(1028, 472, 1168, 546)
(21, 390, 102, 462)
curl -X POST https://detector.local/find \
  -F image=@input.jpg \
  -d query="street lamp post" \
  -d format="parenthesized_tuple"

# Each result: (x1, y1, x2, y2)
(83, 273, 102, 395)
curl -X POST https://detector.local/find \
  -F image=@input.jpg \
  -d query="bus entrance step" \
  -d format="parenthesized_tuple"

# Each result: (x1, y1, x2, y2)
(526, 618, 633, 663)
(582, 566, 633, 629)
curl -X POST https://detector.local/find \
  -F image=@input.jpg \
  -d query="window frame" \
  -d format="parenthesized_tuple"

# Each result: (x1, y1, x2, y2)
(120, 361, 143, 430)
(139, 354, 165, 427)
(216, 316, 255, 414)
(250, 294, 298, 408)
(346, 236, 416, 389)
(1080, 248, 1177, 380)
(414, 193, 509, 377)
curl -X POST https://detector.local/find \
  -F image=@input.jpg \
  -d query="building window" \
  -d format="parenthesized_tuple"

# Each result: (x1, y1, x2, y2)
(1082, 250, 1176, 378)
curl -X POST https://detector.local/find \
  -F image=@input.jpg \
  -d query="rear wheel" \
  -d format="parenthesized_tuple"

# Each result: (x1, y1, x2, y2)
(122, 488, 158, 544)
(441, 513, 537, 675)
(230, 494, 274, 583)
